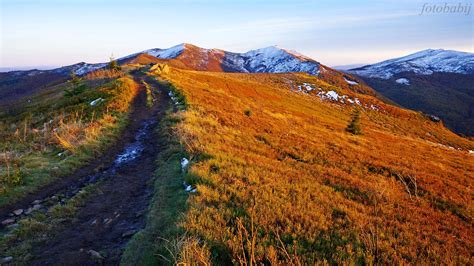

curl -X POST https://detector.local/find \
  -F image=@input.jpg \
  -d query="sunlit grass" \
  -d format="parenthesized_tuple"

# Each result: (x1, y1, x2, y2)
(0, 77, 138, 206)
(155, 68, 473, 264)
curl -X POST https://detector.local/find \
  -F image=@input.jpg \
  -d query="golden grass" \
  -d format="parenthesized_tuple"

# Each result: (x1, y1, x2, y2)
(85, 69, 125, 80)
(0, 77, 138, 203)
(157, 68, 473, 264)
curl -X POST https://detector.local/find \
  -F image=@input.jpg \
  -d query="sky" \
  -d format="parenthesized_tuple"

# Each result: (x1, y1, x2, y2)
(1, 0, 473, 69)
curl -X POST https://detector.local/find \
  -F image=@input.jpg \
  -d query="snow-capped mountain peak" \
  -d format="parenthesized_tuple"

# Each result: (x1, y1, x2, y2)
(143, 43, 186, 59)
(239, 46, 320, 75)
(349, 49, 474, 79)
(134, 44, 321, 75)
(4, 44, 323, 77)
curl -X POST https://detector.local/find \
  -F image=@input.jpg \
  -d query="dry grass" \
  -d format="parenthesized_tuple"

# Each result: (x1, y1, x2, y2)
(0, 77, 138, 203)
(156, 68, 473, 264)
(85, 69, 125, 80)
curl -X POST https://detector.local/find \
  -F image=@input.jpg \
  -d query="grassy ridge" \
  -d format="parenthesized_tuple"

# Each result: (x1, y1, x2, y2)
(0, 76, 138, 206)
(150, 68, 473, 264)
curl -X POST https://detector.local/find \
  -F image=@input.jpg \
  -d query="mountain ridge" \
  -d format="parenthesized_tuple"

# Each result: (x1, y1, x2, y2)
(1, 43, 379, 104)
(349, 49, 474, 79)
(347, 49, 474, 136)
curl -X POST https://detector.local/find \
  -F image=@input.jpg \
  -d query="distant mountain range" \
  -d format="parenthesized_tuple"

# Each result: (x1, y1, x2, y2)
(2, 45, 473, 135)
(348, 49, 474, 136)
(350, 49, 474, 78)
(0, 43, 377, 104)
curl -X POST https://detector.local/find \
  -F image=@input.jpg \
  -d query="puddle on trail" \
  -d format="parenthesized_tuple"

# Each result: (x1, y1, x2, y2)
(1, 119, 156, 234)
(114, 120, 152, 165)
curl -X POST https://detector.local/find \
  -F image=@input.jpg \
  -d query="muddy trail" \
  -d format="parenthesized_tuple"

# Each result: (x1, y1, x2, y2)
(0, 73, 170, 265)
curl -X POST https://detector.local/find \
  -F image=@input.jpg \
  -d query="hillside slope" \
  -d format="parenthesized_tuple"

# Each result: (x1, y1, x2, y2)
(349, 49, 474, 136)
(142, 66, 473, 264)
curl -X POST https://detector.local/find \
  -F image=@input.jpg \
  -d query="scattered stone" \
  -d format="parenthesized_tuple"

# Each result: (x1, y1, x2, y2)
(32, 199, 42, 205)
(13, 209, 23, 216)
(0, 256, 13, 264)
(91, 219, 98, 225)
(87, 250, 104, 260)
(33, 204, 43, 210)
(122, 229, 137, 238)
(1, 219, 15, 226)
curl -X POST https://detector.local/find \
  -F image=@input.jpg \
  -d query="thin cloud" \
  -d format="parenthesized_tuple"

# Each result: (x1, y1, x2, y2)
(208, 12, 417, 34)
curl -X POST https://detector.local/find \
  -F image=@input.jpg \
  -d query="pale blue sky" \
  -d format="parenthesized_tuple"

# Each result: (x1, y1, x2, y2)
(1, 0, 473, 69)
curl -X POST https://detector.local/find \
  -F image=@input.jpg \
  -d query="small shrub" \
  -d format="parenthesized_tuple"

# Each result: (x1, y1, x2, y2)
(64, 72, 86, 97)
(346, 109, 362, 135)
(108, 56, 121, 71)
(244, 109, 252, 116)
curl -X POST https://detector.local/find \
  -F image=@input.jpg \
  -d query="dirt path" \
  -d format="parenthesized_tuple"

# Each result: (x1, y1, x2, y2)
(1, 73, 170, 265)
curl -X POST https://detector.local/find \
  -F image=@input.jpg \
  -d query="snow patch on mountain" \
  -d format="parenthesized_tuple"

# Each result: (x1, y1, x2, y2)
(242, 46, 320, 75)
(50, 62, 107, 76)
(74, 63, 107, 75)
(395, 78, 410, 85)
(143, 44, 321, 75)
(291, 82, 380, 111)
(343, 77, 358, 85)
(143, 44, 185, 59)
(349, 49, 474, 79)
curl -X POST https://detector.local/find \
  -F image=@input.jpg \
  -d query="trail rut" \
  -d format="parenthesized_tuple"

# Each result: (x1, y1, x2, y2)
(0, 73, 169, 265)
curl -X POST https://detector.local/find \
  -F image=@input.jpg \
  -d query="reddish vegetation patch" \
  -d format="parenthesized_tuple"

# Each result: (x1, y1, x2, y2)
(157, 67, 473, 264)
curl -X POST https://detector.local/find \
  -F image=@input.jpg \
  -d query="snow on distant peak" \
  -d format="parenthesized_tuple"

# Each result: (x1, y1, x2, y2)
(74, 63, 107, 75)
(52, 62, 107, 76)
(140, 43, 321, 75)
(242, 46, 320, 75)
(144, 44, 185, 59)
(349, 49, 474, 79)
